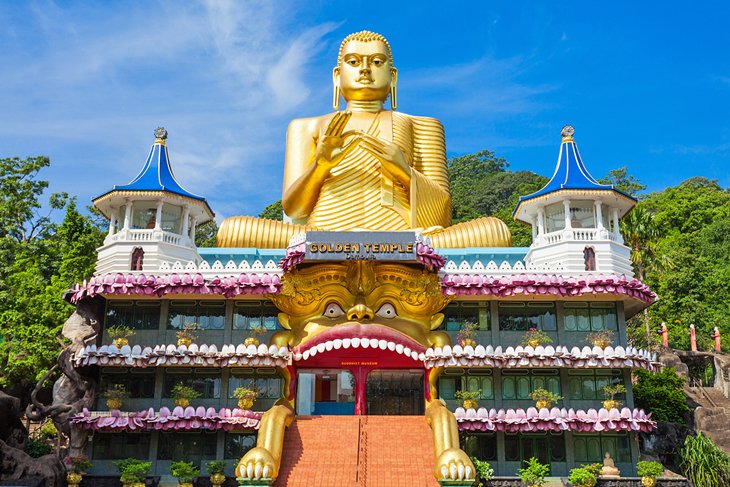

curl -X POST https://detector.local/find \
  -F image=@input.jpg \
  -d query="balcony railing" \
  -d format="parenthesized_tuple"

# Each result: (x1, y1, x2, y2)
(539, 228, 620, 245)
(107, 229, 185, 246)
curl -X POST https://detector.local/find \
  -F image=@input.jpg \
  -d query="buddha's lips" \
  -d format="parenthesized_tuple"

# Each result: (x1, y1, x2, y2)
(292, 323, 426, 357)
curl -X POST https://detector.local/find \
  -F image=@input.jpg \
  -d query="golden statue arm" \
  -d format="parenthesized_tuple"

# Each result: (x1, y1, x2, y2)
(235, 400, 295, 480)
(426, 399, 475, 481)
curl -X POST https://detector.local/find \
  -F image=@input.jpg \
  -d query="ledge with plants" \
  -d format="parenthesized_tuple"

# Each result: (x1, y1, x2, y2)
(70, 406, 262, 431)
(454, 406, 655, 433)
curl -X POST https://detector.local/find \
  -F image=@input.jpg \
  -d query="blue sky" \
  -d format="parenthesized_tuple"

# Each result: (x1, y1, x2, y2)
(2, 1, 729, 221)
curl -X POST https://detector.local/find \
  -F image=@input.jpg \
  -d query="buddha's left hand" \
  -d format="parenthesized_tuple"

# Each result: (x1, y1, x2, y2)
(359, 132, 411, 185)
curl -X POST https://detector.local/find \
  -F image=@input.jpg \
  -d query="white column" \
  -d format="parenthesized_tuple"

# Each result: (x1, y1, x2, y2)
(531, 216, 537, 240)
(108, 210, 117, 236)
(181, 206, 191, 236)
(123, 201, 132, 230)
(190, 216, 198, 242)
(612, 208, 622, 242)
(537, 207, 545, 235)
(595, 200, 604, 229)
(563, 200, 572, 229)
(154, 201, 164, 229)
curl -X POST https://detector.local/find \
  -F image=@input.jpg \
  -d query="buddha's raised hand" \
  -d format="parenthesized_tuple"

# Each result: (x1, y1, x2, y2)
(315, 111, 358, 171)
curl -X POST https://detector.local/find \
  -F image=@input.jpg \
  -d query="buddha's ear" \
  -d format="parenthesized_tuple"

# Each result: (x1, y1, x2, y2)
(390, 67, 398, 110)
(332, 67, 341, 110)
(430, 313, 444, 330)
(278, 313, 292, 330)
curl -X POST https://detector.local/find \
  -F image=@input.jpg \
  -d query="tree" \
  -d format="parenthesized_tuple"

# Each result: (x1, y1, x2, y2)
(599, 167, 647, 198)
(258, 201, 284, 221)
(195, 220, 219, 248)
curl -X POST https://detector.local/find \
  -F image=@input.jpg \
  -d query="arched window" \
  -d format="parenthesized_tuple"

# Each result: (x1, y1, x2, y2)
(131, 247, 144, 271)
(583, 247, 596, 271)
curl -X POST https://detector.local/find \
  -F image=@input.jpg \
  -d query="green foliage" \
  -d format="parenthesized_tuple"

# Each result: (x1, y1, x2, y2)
(470, 457, 493, 486)
(599, 167, 647, 198)
(680, 433, 730, 487)
(636, 460, 663, 478)
(65, 455, 93, 474)
(38, 421, 58, 439)
(102, 383, 129, 401)
(633, 368, 689, 423)
(232, 386, 259, 401)
(115, 459, 151, 483)
(517, 457, 550, 485)
(529, 388, 562, 403)
(24, 437, 52, 458)
(602, 384, 626, 400)
(195, 219, 219, 248)
(172, 382, 202, 401)
(205, 460, 227, 475)
(567, 466, 597, 486)
(520, 328, 553, 346)
(454, 390, 482, 402)
(107, 325, 136, 340)
(258, 200, 284, 221)
(170, 461, 200, 482)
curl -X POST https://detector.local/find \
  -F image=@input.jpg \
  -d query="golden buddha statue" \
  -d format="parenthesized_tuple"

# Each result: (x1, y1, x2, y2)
(217, 31, 511, 248)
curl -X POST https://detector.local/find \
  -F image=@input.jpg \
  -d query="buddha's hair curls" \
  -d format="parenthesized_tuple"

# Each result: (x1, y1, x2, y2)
(338, 31, 393, 64)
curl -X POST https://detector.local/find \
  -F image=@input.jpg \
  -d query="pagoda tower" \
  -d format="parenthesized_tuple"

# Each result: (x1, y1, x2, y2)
(513, 126, 636, 275)
(92, 127, 214, 274)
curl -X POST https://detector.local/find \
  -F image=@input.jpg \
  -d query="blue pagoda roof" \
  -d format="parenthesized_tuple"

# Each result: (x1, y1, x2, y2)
(514, 126, 635, 216)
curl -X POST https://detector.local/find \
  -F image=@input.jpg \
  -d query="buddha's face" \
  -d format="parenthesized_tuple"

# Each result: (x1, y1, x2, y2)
(336, 40, 394, 102)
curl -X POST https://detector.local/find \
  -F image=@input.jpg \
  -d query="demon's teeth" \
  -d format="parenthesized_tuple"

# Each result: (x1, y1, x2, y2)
(352, 338, 361, 348)
(333, 339, 342, 349)
(317, 343, 326, 353)
(396, 343, 404, 354)
(387, 341, 396, 351)
(343, 338, 351, 348)
(361, 339, 370, 349)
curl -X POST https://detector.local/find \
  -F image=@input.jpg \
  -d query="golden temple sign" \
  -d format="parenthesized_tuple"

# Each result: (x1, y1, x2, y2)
(305, 231, 417, 261)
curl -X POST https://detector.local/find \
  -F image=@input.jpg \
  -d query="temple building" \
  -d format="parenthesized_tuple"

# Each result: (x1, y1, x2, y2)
(60, 31, 659, 487)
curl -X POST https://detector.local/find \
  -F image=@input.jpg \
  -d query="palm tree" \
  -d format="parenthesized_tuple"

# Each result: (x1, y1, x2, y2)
(620, 205, 665, 349)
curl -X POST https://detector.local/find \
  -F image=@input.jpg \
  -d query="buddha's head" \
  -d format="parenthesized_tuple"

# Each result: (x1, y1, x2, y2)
(271, 261, 451, 355)
(333, 31, 397, 109)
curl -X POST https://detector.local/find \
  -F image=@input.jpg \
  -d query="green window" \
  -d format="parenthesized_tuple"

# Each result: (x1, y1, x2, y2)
(92, 432, 151, 460)
(573, 433, 631, 463)
(157, 432, 217, 462)
(498, 302, 556, 331)
(439, 372, 494, 400)
(225, 433, 257, 459)
(564, 302, 617, 332)
(443, 302, 489, 331)
(106, 301, 160, 330)
(100, 371, 156, 399)
(568, 370, 624, 401)
(502, 370, 560, 400)
(461, 433, 497, 461)
(233, 301, 281, 330)
(504, 433, 566, 466)
(168, 301, 225, 330)
(163, 371, 222, 399)
(229, 375, 282, 400)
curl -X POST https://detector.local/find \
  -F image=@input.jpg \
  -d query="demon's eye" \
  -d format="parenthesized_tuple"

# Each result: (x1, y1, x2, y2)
(324, 302, 345, 318)
(376, 303, 397, 319)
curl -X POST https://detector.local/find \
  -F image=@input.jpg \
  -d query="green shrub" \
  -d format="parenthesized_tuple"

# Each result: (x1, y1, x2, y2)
(517, 457, 549, 486)
(681, 433, 730, 487)
(38, 421, 58, 439)
(633, 368, 690, 423)
(470, 457, 493, 486)
(25, 438, 52, 458)
(568, 466, 597, 486)
(170, 461, 200, 483)
(637, 460, 663, 478)
(205, 460, 226, 475)
(114, 458, 151, 484)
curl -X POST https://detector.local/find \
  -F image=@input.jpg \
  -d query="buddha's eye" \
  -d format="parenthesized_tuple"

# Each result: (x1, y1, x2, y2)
(376, 303, 397, 319)
(347, 59, 358, 66)
(372, 59, 383, 66)
(324, 302, 345, 318)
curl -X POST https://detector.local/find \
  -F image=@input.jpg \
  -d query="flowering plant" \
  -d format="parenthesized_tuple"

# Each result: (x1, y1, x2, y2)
(520, 328, 553, 347)
(456, 321, 478, 343)
(176, 322, 199, 341)
(529, 388, 562, 403)
(65, 456, 93, 474)
(587, 329, 614, 347)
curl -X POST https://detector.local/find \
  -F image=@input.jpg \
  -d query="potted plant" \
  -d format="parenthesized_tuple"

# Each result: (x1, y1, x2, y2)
(171, 382, 202, 408)
(205, 460, 227, 487)
(455, 390, 482, 410)
(636, 460, 663, 487)
(102, 383, 129, 410)
(64, 456, 93, 487)
(114, 459, 151, 487)
(170, 460, 200, 487)
(233, 385, 259, 410)
(176, 322, 199, 347)
(521, 328, 553, 348)
(470, 457, 493, 487)
(517, 457, 550, 487)
(586, 329, 614, 349)
(602, 384, 626, 410)
(568, 466, 597, 487)
(529, 388, 562, 409)
(245, 324, 267, 346)
(107, 325, 136, 348)
(456, 321, 478, 347)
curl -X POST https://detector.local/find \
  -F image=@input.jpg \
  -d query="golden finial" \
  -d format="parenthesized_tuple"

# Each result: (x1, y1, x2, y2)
(154, 127, 168, 145)
(561, 125, 575, 142)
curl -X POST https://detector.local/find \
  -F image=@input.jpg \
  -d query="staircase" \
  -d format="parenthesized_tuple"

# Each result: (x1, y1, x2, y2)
(689, 386, 730, 453)
(274, 416, 439, 487)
